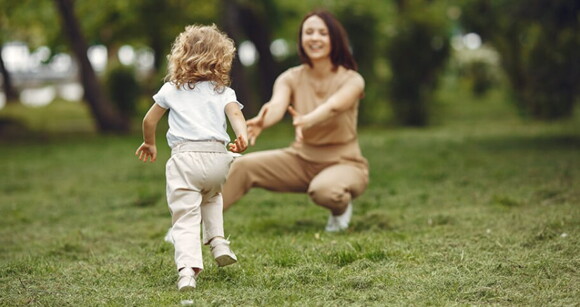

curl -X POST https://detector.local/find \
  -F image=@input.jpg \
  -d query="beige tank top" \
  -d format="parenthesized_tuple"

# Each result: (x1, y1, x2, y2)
(282, 65, 367, 165)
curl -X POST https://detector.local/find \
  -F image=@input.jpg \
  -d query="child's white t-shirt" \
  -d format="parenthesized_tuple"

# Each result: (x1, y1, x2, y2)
(153, 81, 243, 148)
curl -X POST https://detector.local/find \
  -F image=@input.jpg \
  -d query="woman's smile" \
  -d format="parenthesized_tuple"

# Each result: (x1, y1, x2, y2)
(301, 15, 331, 60)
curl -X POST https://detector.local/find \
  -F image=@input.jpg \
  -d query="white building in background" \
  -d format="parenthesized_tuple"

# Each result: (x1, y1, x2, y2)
(0, 42, 155, 108)
(238, 41, 258, 66)
(1, 41, 78, 88)
(3, 42, 31, 72)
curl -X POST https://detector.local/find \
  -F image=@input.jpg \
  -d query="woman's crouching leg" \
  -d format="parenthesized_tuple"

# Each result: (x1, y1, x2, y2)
(307, 163, 368, 215)
(222, 149, 310, 210)
(222, 155, 254, 210)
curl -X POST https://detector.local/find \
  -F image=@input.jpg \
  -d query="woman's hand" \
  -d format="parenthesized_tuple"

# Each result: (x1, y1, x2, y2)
(247, 106, 269, 146)
(135, 142, 157, 162)
(228, 135, 248, 153)
(287, 106, 304, 143)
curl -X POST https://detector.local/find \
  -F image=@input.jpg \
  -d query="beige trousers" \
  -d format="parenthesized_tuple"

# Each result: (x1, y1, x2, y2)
(166, 142, 234, 271)
(223, 148, 369, 215)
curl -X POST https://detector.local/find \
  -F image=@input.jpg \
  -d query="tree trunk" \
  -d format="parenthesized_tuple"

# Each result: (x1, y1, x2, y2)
(54, 0, 128, 132)
(221, 0, 259, 117)
(236, 4, 279, 104)
(0, 44, 18, 103)
(395, 0, 407, 11)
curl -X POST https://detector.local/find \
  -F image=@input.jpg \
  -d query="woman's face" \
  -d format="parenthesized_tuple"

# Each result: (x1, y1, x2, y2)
(301, 15, 331, 61)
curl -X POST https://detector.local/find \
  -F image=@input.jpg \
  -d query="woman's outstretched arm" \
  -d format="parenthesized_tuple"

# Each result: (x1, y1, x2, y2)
(247, 73, 292, 145)
(290, 73, 364, 130)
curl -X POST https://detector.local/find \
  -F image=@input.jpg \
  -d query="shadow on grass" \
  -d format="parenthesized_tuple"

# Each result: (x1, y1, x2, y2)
(351, 211, 395, 232)
(0, 116, 99, 144)
(249, 218, 322, 235)
(476, 135, 580, 152)
(0, 117, 36, 141)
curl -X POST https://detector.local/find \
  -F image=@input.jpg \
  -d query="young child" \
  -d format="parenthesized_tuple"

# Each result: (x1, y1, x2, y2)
(135, 24, 247, 291)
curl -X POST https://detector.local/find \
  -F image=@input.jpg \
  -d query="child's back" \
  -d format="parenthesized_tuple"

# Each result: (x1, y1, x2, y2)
(135, 24, 247, 291)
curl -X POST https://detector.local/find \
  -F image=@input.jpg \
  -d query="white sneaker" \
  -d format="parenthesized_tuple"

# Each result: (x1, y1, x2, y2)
(164, 227, 174, 244)
(210, 238, 237, 267)
(325, 202, 352, 232)
(177, 268, 196, 291)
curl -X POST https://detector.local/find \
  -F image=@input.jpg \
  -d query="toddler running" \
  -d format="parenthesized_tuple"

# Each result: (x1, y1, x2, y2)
(135, 24, 247, 291)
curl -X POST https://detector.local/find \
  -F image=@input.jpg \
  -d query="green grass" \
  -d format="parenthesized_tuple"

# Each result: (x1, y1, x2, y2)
(0, 87, 579, 306)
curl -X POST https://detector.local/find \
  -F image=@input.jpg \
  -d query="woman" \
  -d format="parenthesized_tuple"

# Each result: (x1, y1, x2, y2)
(223, 10, 368, 232)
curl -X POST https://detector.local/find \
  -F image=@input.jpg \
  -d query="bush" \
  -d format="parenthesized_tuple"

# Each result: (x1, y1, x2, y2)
(453, 46, 502, 98)
(105, 65, 141, 119)
(336, 3, 385, 125)
(517, 27, 578, 119)
(386, 3, 450, 126)
(461, 0, 580, 119)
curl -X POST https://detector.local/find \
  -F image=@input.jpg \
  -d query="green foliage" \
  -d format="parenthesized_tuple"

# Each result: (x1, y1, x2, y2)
(386, 1, 451, 126)
(104, 65, 141, 118)
(461, 0, 580, 119)
(0, 0, 58, 47)
(3, 0, 577, 127)
(335, 2, 393, 125)
(519, 25, 578, 119)
(465, 60, 497, 97)
(450, 45, 503, 99)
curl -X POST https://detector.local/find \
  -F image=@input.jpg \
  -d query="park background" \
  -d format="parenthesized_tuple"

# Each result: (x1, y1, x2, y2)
(1, 0, 578, 305)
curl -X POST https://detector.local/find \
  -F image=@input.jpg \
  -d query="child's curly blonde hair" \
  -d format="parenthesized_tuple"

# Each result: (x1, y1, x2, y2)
(165, 24, 235, 91)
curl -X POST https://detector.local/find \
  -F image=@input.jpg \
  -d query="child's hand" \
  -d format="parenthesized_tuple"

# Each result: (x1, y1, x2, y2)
(135, 143, 157, 162)
(228, 135, 248, 153)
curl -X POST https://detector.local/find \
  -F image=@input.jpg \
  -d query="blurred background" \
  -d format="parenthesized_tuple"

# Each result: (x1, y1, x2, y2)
(0, 0, 578, 135)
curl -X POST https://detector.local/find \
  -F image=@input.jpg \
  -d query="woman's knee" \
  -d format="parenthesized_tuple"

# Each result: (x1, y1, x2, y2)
(307, 182, 350, 209)
(227, 156, 254, 181)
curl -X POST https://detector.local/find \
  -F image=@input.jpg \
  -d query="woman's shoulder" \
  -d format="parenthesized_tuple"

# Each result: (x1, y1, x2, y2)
(273, 65, 305, 88)
(338, 66, 364, 82)
(338, 67, 365, 91)
(279, 65, 308, 80)
(284, 64, 307, 73)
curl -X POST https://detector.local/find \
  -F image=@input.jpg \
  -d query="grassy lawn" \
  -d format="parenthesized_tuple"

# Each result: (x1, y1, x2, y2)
(0, 87, 579, 306)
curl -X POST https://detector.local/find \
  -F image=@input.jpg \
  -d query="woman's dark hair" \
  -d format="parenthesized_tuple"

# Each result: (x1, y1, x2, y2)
(297, 10, 358, 71)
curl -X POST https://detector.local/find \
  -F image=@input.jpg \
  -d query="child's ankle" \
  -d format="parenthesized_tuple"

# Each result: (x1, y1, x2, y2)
(209, 236, 226, 245)
(179, 267, 202, 276)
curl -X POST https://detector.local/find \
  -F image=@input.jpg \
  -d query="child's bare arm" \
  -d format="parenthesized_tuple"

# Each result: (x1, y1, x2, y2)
(136, 104, 167, 162)
(225, 102, 248, 153)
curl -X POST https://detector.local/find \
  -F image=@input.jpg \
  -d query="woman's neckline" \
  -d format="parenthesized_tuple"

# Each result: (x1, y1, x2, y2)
(304, 63, 342, 79)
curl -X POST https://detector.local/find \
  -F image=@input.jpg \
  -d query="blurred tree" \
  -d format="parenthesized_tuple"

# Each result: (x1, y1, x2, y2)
(74, 0, 216, 93)
(219, 0, 282, 116)
(220, 0, 256, 116)
(54, 0, 128, 132)
(0, 43, 18, 103)
(334, 1, 396, 125)
(0, 0, 59, 103)
(128, 0, 215, 74)
(386, 0, 450, 126)
(461, 0, 580, 119)
(105, 65, 140, 121)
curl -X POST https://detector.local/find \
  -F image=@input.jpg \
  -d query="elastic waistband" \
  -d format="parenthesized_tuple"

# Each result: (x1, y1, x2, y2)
(290, 137, 362, 163)
(171, 141, 226, 155)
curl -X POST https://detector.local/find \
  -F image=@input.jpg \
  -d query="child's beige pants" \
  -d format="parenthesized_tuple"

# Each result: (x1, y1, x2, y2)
(166, 141, 234, 271)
